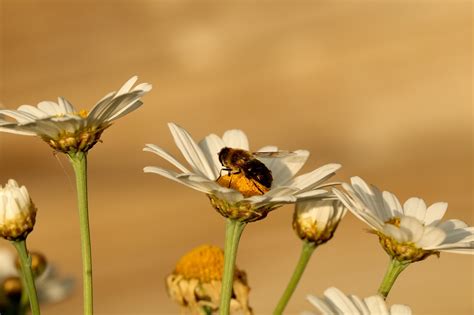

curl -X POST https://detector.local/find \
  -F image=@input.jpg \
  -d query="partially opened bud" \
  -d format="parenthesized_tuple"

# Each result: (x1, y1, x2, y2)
(0, 180, 37, 241)
(293, 198, 346, 245)
(166, 245, 252, 314)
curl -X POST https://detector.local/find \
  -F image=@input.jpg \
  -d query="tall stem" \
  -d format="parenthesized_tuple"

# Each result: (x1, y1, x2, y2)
(219, 219, 246, 315)
(273, 241, 316, 315)
(69, 152, 93, 315)
(378, 258, 410, 299)
(12, 240, 41, 315)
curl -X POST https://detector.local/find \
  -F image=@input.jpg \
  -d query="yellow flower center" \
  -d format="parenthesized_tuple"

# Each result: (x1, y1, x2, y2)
(174, 245, 224, 282)
(77, 109, 88, 118)
(385, 217, 401, 227)
(216, 173, 269, 198)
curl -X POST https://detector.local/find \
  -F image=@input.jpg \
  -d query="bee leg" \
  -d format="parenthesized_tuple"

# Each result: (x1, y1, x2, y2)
(217, 168, 232, 181)
(253, 181, 266, 195)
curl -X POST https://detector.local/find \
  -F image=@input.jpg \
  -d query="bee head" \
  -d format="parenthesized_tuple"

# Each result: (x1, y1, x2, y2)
(218, 147, 230, 166)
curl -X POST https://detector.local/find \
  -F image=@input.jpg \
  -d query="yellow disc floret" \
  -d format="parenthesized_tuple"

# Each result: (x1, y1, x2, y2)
(174, 245, 224, 282)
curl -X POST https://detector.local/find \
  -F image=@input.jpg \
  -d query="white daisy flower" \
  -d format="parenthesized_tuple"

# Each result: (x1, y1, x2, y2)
(0, 248, 74, 308)
(0, 76, 151, 153)
(0, 179, 37, 241)
(144, 123, 341, 222)
(293, 198, 347, 245)
(304, 287, 412, 315)
(334, 177, 474, 262)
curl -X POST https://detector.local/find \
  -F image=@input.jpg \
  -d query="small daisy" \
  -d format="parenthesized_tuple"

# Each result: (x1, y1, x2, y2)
(166, 245, 252, 315)
(334, 176, 474, 261)
(0, 179, 37, 241)
(144, 123, 341, 222)
(0, 76, 151, 153)
(304, 287, 412, 315)
(293, 198, 347, 245)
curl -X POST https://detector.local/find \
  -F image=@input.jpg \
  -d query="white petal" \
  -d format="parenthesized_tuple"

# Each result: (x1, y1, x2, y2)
(168, 123, 215, 179)
(390, 304, 412, 315)
(416, 226, 446, 249)
(364, 295, 389, 315)
(0, 109, 37, 123)
(307, 294, 337, 315)
(57, 97, 76, 113)
(0, 125, 37, 136)
(348, 295, 370, 315)
(143, 144, 190, 173)
(143, 166, 213, 194)
(324, 287, 361, 314)
(116, 76, 138, 96)
(258, 145, 278, 152)
(382, 191, 403, 219)
(399, 216, 424, 243)
(403, 197, 427, 222)
(289, 164, 341, 191)
(18, 105, 49, 118)
(437, 219, 468, 231)
(424, 202, 448, 225)
(441, 227, 474, 245)
(198, 133, 225, 179)
(351, 177, 388, 222)
(38, 101, 63, 115)
(383, 224, 410, 243)
(333, 188, 384, 231)
(259, 150, 310, 186)
(222, 129, 249, 150)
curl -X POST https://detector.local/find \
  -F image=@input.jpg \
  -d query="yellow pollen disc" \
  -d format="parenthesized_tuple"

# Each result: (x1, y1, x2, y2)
(174, 245, 224, 282)
(77, 109, 88, 118)
(385, 217, 401, 227)
(217, 173, 269, 198)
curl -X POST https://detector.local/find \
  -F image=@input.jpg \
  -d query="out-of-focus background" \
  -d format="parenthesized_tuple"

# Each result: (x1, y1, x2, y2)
(0, 1, 472, 314)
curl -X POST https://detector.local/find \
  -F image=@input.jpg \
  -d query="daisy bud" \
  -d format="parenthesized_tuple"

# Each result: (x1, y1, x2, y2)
(0, 180, 37, 241)
(166, 245, 253, 315)
(293, 198, 347, 245)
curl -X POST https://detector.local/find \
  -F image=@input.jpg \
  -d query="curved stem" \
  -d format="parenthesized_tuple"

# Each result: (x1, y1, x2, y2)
(12, 240, 41, 315)
(273, 241, 316, 315)
(69, 152, 93, 315)
(219, 219, 246, 315)
(378, 258, 410, 299)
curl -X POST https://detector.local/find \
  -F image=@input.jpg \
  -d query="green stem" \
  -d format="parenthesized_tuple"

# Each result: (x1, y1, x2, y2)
(12, 240, 40, 315)
(69, 152, 93, 315)
(273, 241, 316, 315)
(219, 219, 246, 315)
(377, 258, 410, 299)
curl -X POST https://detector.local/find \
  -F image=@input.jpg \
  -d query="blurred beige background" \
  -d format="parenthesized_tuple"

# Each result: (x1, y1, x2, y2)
(0, 1, 472, 314)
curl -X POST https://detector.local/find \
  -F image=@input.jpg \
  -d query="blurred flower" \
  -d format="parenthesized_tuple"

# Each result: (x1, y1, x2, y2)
(303, 287, 412, 315)
(0, 248, 74, 310)
(166, 245, 252, 315)
(0, 179, 37, 241)
(334, 177, 474, 262)
(0, 76, 151, 153)
(144, 123, 340, 222)
(293, 198, 347, 245)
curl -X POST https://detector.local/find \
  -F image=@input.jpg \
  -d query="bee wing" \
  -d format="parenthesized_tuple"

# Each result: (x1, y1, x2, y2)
(252, 151, 296, 158)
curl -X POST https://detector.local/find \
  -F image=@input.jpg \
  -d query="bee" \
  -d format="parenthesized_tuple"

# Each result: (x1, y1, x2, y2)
(217, 147, 292, 197)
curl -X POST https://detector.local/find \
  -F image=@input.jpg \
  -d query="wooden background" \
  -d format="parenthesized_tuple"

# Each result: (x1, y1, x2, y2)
(0, 1, 472, 314)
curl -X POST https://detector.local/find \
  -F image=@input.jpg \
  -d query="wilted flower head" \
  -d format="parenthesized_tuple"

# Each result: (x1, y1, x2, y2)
(166, 245, 252, 314)
(293, 198, 347, 245)
(335, 177, 474, 262)
(0, 248, 74, 312)
(0, 180, 37, 241)
(144, 123, 340, 222)
(0, 76, 151, 153)
(304, 287, 412, 315)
